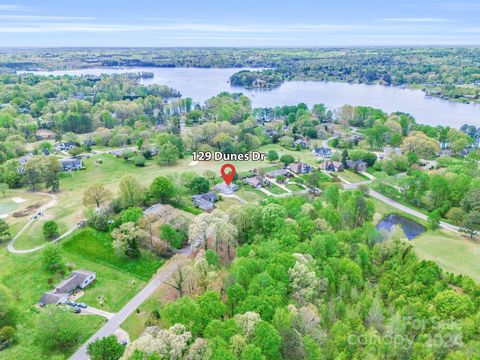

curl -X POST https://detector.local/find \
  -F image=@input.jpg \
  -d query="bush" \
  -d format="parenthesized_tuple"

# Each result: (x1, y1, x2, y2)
(43, 221, 59, 240)
(133, 154, 146, 167)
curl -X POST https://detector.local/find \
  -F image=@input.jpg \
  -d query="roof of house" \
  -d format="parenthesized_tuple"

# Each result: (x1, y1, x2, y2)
(245, 176, 265, 187)
(195, 198, 215, 211)
(39, 291, 69, 305)
(192, 192, 218, 203)
(55, 270, 95, 293)
(266, 169, 289, 178)
(288, 162, 313, 173)
(214, 182, 238, 194)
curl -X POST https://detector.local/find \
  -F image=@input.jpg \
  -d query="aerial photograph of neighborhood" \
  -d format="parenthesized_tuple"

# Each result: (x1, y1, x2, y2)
(0, 0, 480, 359)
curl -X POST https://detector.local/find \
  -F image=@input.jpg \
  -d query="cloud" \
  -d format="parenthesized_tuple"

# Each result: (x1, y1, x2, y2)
(0, 4, 27, 11)
(381, 17, 453, 23)
(0, 15, 96, 20)
(442, 2, 480, 10)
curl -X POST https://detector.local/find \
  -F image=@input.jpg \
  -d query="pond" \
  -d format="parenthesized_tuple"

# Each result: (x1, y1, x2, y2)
(20, 67, 480, 127)
(376, 214, 425, 240)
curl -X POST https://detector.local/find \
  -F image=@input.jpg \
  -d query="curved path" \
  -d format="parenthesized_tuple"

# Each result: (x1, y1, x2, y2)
(6, 191, 71, 254)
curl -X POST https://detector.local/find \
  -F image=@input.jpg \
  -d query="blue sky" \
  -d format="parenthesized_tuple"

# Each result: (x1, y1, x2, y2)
(0, 0, 479, 47)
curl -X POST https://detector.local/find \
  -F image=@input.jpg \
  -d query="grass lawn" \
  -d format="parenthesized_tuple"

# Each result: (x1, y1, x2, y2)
(14, 220, 69, 250)
(267, 183, 288, 195)
(121, 294, 163, 341)
(259, 144, 319, 165)
(215, 196, 242, 212)
(412, 230, 480, 283)
(62, 228, 163, 281)
(236, 187, 267, 203)
(337, 170, 369, 183)
(286, 183, 305, 192)
(0, 230, 153, 359)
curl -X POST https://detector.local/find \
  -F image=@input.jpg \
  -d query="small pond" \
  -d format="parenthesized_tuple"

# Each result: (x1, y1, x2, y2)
(376, 214, 425, 240)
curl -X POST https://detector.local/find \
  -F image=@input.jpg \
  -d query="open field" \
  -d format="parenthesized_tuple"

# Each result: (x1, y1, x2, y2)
(62, 228, 163, 281)
(412, 231, 480, 283)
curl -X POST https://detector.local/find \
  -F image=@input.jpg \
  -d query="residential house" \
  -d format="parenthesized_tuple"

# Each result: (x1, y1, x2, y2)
(346, 160, 368, 172)
(38, 270, 96, 306)
(214, 182, 239, 195)
(294, 139, 309, 148)
(192, 192, 218, 211)
(312, 147, 332, 158)
(54, 142, 78, 152)
(244, 175, 271, 188)
(16, 153, 33, 173)
(322, 161, 344, 172)
(60, 158, 83, 172)
(287, 162, 314, 174)
(265, 168, 293, 179)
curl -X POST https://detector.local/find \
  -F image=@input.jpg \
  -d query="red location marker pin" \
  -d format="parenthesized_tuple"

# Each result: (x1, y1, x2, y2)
(220, 164, 236, 185)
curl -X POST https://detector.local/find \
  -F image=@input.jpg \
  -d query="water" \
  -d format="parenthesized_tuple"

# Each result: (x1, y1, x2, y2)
(376, 214, 425, 240)
(20, 67, 480, 127)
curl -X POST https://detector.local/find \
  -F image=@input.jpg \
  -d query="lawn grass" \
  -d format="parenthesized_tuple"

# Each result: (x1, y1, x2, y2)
(236, 187, 267, 203)
(61, 228, 163, 281)
(14, 220, 69, 250)
(121, 294, 163, 341)
(337, 170, 369, 183)
(0, 235, 149, 359)
(267, 183, 288, 195)
(412, 230, 480, 283)
(286, 183, 305, 191)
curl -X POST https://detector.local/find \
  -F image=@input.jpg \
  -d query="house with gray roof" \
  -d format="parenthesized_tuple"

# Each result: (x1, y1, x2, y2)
(60, 158, 83, 172)
(38, 270, 96, 307)
(192, 192, 218, 211)
(214, 182, 239, 195)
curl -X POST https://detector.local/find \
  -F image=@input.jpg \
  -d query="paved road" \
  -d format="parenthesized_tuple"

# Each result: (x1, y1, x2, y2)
(344, 181, 460, 233)
(70, 247, 192, 360)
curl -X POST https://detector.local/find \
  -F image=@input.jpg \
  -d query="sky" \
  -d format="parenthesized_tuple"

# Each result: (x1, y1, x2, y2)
(0, 0, 480, 47)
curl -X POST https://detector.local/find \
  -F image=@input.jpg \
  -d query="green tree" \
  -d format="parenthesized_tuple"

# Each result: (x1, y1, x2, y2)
(267, 150, 279, 163)
(461, 211, 480, 239)
(160, 224, 184, 249)
(189, 176, 210, 194)
(157, 141, 180, 165)
(83, 184, 113, 208)
(0, 219, 11, 242)
(253, 321, 281, 360)
(111, 222, 143, 258)
(42, 244, 64, 272)
(150, 176, 174, 203)
(279, 154, 295, 166)
(428, 210, 441, 230)
(35, 306, 81, 351)
(87, 336, 125, 360)
(43, 220, 59, 240)
(119, 175, 144, 209)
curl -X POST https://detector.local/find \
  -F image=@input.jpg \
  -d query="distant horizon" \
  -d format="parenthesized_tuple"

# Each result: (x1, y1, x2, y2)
(1, 0, 480, 47)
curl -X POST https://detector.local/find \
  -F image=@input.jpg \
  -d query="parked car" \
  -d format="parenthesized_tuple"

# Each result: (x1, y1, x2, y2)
(77, 303, 87, 309)
(66, 301, 78, 307)
(73, 307, 81, 313)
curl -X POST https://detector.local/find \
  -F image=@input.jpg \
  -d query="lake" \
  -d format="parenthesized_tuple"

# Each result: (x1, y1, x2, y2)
(21, 67, 480, 127)
(376, 214, 425, 240)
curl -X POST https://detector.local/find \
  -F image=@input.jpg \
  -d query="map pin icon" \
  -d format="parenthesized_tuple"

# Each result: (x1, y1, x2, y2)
(220, 164, 236, 185)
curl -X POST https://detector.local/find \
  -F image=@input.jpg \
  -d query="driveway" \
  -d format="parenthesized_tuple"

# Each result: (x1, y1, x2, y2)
(70, 246, 193, 360)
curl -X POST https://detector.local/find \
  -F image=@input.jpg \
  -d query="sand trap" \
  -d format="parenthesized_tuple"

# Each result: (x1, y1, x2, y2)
(12, 197, 26, 204)
(188, 161, 199, 166)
